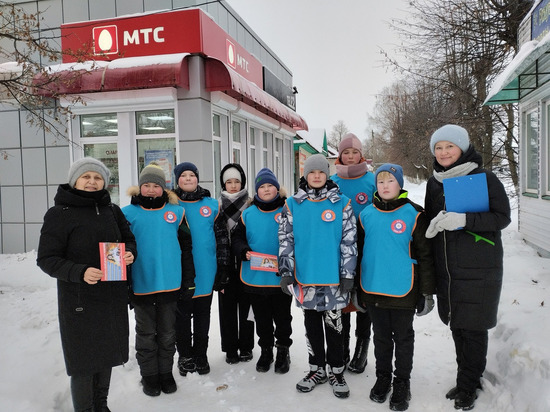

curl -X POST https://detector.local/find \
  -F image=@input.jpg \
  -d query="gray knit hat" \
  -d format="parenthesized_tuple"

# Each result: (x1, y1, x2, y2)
(68, 157, 111, 188)
(303, 154, 329, 178)
(139, 163, 167, 189)
(430, 124, 470, 155)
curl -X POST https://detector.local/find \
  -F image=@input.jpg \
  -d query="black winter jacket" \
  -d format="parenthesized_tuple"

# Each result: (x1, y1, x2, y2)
(356, 191, 435, 310)
(424, 147, 511, 330)
(37, 184, 137, 376)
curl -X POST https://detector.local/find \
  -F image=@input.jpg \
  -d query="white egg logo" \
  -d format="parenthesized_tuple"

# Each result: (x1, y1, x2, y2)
(97, 29, 113, 52)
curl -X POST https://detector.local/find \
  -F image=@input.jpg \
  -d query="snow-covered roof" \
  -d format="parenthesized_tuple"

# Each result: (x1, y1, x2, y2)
(485, 10, 550, 105)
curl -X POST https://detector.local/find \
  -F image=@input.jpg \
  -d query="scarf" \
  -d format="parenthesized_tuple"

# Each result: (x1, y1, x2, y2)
(219, 188, 249, 233)
(131, 192, 168, 209)
(432, 162, 478, 183)
(174, 185, 211, 201)
(334, 159, 369, 178)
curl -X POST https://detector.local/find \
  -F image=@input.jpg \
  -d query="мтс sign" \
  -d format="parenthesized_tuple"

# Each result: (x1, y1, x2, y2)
(93, 25, 118, 55)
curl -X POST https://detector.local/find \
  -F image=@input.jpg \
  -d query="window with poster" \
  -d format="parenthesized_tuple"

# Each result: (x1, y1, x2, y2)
(80, 113, 121, 204)
(136, 109, 176, 189)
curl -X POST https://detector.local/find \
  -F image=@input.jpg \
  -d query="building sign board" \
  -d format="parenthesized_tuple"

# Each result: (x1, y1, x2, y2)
(61, 8, 262, 86)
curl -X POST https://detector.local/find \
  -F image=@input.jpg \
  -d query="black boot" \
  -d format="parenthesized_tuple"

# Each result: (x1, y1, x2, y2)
(390, 378, 411, 411)
(141, 374, 161, 397)
(159, 372, 177, 394)
(454, 389, 477, 410)
(348, 338, 369, 373)
(274, 345, 290, 374)
(256, 347, 273, 372)
(195, 356, 211, 375)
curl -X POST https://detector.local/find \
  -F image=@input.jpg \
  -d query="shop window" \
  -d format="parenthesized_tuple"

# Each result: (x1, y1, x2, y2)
(136, 109, 175, 135)
(525, 110, 539, 192)
(83, 143, 120, 204)
(274, 137, 282, 180)
(137, 138, 176, 189)
(249, 127, 256, 183)
(213, 113, 221, 137)
(547, 106, 550, 195)
(214, 140, 222, 196)
(80, 113, 118, 137)
(232, 120, 242, 163)
(262, 131, 271, 168)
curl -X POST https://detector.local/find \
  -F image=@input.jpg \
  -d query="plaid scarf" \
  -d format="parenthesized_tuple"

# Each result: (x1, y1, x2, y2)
(219, 188, 249, 233)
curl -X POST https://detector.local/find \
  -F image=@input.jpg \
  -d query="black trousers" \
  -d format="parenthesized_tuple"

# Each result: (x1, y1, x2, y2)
(303, 309, 344, 368)
(176, 294, 213, 359)
(134, 300, 177, 377)
(70, 368, 111, 412)
(342, 310, 372, 350)
(368, 305, 415, 380)
(218, 280, 255, 355)
(249, 291, 293, 349)
(451, 328, 488, 392)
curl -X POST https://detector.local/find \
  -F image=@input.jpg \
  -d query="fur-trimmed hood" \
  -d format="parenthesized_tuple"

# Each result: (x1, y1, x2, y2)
(126, 186, 180, 204)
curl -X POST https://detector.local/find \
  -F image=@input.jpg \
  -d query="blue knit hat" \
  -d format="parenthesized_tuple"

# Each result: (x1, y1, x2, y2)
(255, 168, 280, 192)
(376, 163, 404, 188)
(430, 124, 470, 155)
(174, 162, 199, 182)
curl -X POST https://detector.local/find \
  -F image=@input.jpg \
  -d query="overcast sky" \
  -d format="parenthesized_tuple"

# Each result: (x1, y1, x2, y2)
(225, 0, 410, 141)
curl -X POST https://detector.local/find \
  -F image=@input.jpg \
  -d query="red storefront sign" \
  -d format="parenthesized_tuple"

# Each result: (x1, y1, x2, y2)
(61, 8, 262, 86)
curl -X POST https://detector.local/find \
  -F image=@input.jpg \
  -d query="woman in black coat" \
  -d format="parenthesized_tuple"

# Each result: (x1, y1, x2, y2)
(37, 157, 136, 412)
(424, 125, 511, 411)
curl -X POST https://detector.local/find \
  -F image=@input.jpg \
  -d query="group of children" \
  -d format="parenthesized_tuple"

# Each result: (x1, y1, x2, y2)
(122, 131, 433, 412)
(40, 124, 507, 412)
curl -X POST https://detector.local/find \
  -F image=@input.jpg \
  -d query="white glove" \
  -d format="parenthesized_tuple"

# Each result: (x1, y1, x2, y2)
(426, 211, 466, 238)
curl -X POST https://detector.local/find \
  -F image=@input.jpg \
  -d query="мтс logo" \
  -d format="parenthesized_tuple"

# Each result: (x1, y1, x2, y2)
(93, 25, 118, 55)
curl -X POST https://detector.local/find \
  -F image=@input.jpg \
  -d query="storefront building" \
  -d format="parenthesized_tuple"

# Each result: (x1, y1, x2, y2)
(485, 0, 550, 257)
(0, 1, 307, 253)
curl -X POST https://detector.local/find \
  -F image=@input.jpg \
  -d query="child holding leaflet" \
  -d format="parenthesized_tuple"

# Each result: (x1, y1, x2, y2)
(232, 168, 293, 374)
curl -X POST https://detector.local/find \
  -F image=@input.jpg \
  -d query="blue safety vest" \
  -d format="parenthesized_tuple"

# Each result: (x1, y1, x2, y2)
(359, 203, 419, 297)
(240, 205, 282, 287)
(179, 197, 219, 297)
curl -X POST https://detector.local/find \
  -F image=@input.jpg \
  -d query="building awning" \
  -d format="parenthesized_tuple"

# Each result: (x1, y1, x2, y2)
(485, 38, 550, 105)
(33, 53, 190, 96)
(204, 57, 308, 131)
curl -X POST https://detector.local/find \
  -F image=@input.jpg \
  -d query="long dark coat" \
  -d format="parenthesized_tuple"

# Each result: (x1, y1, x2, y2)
(424, 147, 511, 330)
(37, 184, 137, 376)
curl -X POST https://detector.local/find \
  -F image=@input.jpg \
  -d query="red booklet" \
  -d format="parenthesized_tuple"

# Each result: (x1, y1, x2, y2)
(99, 242, 127, 281)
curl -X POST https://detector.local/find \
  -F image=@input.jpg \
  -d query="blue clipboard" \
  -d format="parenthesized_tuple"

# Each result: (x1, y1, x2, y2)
(443, 173, 489, 213)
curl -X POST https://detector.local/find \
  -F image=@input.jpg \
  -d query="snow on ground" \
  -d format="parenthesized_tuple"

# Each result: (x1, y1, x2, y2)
(0, 179, 549, 411)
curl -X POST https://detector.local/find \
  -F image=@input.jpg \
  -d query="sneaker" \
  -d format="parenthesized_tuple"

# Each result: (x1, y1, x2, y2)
(159, 372, 177, 394)
(296, 365, 328, 393)
(454, 389, 477, 410)
(225, 352, 240, 365)
(195, 356, 210, 375)
(256, 347, 273, 373)
(370, 374, 392, 403)
(274, 345, 290, 374)
(327, 365, 350, 399)
(178, 357, 196, 376)
(239, 350, 254, 362)
(141, 374, 161, 397)
(389, 378, 411, 411)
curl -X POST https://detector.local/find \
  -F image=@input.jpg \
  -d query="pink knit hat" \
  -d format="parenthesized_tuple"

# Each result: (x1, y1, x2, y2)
(338, 133, 363, 158)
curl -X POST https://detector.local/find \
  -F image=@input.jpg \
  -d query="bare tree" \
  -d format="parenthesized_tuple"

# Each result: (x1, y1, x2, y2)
(0, 1, 87, 147)
(327, 120, 349, 150)
(380, 0, 531, 189)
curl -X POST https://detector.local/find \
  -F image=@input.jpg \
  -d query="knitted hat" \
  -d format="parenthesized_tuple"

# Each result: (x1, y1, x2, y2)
(338, 133, 363, 158)
(303, 154, 330, 178)
(220, 163, 246, 190)
(174, 162, 199, 182)
(255, 168, 280, 192)
(376, 163, 404, 188)
(139, 163, 167, 190)
(430, 124, 470, 155)
(68, 157, 111, 188)
(222, 167, 242, 184)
